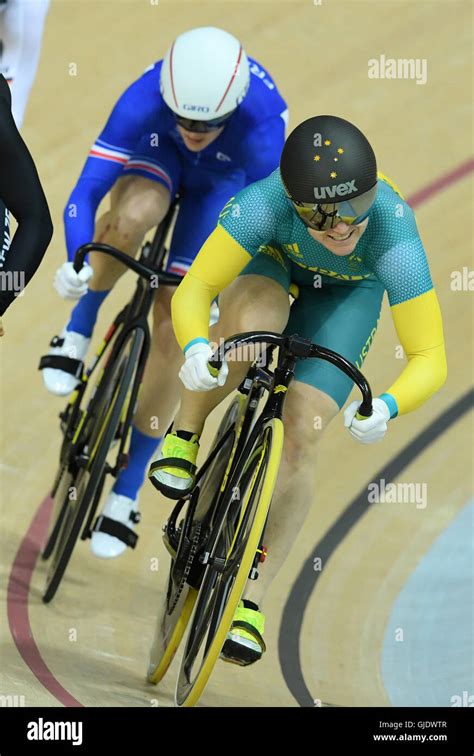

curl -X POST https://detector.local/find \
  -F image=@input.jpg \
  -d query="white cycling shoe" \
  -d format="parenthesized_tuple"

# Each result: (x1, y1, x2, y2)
(90, 492, 140, 559)
(41, 327, 91, 396)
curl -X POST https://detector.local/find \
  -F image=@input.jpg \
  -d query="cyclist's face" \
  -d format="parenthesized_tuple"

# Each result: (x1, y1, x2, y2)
(177, 125, 225, 152)
(306, 217, 369, 255)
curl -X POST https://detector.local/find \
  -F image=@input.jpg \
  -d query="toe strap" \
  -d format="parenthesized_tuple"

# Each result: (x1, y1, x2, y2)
(230, 620, 266, 652)
(92, 513, 140, 549)
(38, 353, 84, 379)
(148, 456, 197, 499)
(148, 456, 197, 476)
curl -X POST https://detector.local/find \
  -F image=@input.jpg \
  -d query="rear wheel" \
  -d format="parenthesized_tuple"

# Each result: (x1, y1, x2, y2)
(175, 418, 284, 707)
(147, 574, 198, 685)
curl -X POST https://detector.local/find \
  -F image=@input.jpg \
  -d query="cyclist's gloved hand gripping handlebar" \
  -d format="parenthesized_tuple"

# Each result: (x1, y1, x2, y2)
(179, 343, 228, 392)
(54, 254, 93, 301)
(344, 397, 391, 445)
(209, 349, 229, 383)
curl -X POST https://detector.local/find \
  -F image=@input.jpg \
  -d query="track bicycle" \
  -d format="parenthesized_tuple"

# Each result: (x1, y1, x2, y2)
(147, 330, 373, 706)
(38, 200, 181, 603)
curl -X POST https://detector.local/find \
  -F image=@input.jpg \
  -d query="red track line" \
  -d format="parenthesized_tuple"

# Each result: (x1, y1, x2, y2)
(6, 494, 83, 707)
(6, 156, 474, 708)
(407, 157, 474, 208)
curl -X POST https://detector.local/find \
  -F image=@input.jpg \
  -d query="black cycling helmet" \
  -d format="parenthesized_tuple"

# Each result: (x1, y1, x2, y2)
(280, 115, 378, 231)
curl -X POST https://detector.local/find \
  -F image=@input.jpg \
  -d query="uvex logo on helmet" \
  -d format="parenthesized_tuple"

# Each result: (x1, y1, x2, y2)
(183, 104, 210, 113)
(314, 180, 357, 200)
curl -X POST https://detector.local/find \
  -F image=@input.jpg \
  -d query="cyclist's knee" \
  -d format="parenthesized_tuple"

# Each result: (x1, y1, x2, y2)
(282, 384, 339, 464)
(220, 275, 290, 336)
(111, 178, 170, 239)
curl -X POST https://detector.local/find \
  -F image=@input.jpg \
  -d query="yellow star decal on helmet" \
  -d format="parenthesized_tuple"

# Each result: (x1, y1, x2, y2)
(314, 154, 320, 161)
(337, 147, 344, 154)
(324, 139, 331, 146)
(330, 171, 337, 178)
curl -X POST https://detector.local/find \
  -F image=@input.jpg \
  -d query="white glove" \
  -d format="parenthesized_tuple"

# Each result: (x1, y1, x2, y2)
(179, 342, 229, 392)
(343, 397, 391, 444)
(53, 261, 94, 300)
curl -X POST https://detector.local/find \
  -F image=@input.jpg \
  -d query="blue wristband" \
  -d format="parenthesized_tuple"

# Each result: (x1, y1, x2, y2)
(183, 337, 209, 355)
(379, 392, 398, 419)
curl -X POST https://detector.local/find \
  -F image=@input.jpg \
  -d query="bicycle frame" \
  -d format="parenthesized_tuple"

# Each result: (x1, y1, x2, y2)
(167, 329, 372, 575)
(164, 360, 271, 557)
(64, 200, 182, 475)
(192, 332, 373, 567)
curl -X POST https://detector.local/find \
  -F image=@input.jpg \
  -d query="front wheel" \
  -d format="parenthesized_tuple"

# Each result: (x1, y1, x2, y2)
(42, 329, 143, 603)
(175, 417, 284, 707)
(147, 396, 244, 683)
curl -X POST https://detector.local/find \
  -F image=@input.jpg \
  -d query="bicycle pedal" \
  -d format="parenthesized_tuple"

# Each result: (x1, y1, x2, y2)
(220, 638, 262, 667)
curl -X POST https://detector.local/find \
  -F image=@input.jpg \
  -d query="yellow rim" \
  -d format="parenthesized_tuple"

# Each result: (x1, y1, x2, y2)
(148, 588, 198, 685)
(177, 417, 284, 707)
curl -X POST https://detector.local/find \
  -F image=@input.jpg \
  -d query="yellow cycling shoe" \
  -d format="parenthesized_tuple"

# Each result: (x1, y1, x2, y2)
(220, 599, 266, 666)
(148, 431, 199, 500)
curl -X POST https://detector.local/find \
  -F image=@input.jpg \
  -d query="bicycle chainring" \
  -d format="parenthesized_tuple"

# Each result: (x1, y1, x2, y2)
(168, 521, 202, 614)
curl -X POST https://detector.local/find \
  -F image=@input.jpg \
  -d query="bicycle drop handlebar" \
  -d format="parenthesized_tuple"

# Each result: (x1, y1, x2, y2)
(210, 331, 373, 418)
(72, 242, 182, 287)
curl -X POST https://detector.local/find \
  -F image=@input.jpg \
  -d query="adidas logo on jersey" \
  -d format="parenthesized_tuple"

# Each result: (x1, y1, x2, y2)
(314, 180, 357, 200)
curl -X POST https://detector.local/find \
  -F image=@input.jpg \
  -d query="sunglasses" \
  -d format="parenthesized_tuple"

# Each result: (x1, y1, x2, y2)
(175, 112, 234, 134)
(293, 203, 371, 231)
(291, 184, 378, 231)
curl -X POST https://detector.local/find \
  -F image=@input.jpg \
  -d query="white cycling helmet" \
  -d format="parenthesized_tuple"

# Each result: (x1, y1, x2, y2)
(160, 27, 250, 128)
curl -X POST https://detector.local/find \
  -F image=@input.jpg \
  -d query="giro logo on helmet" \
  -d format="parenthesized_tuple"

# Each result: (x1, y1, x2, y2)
(183, 104, 210, 112)
(313, 180, 358, 200)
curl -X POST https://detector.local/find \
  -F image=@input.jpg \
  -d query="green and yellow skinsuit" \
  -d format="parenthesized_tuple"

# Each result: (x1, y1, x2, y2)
(172, 169, 447, 416)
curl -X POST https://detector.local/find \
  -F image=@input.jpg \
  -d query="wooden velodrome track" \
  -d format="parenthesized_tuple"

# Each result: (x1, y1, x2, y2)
(0, 1, 472, 708)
